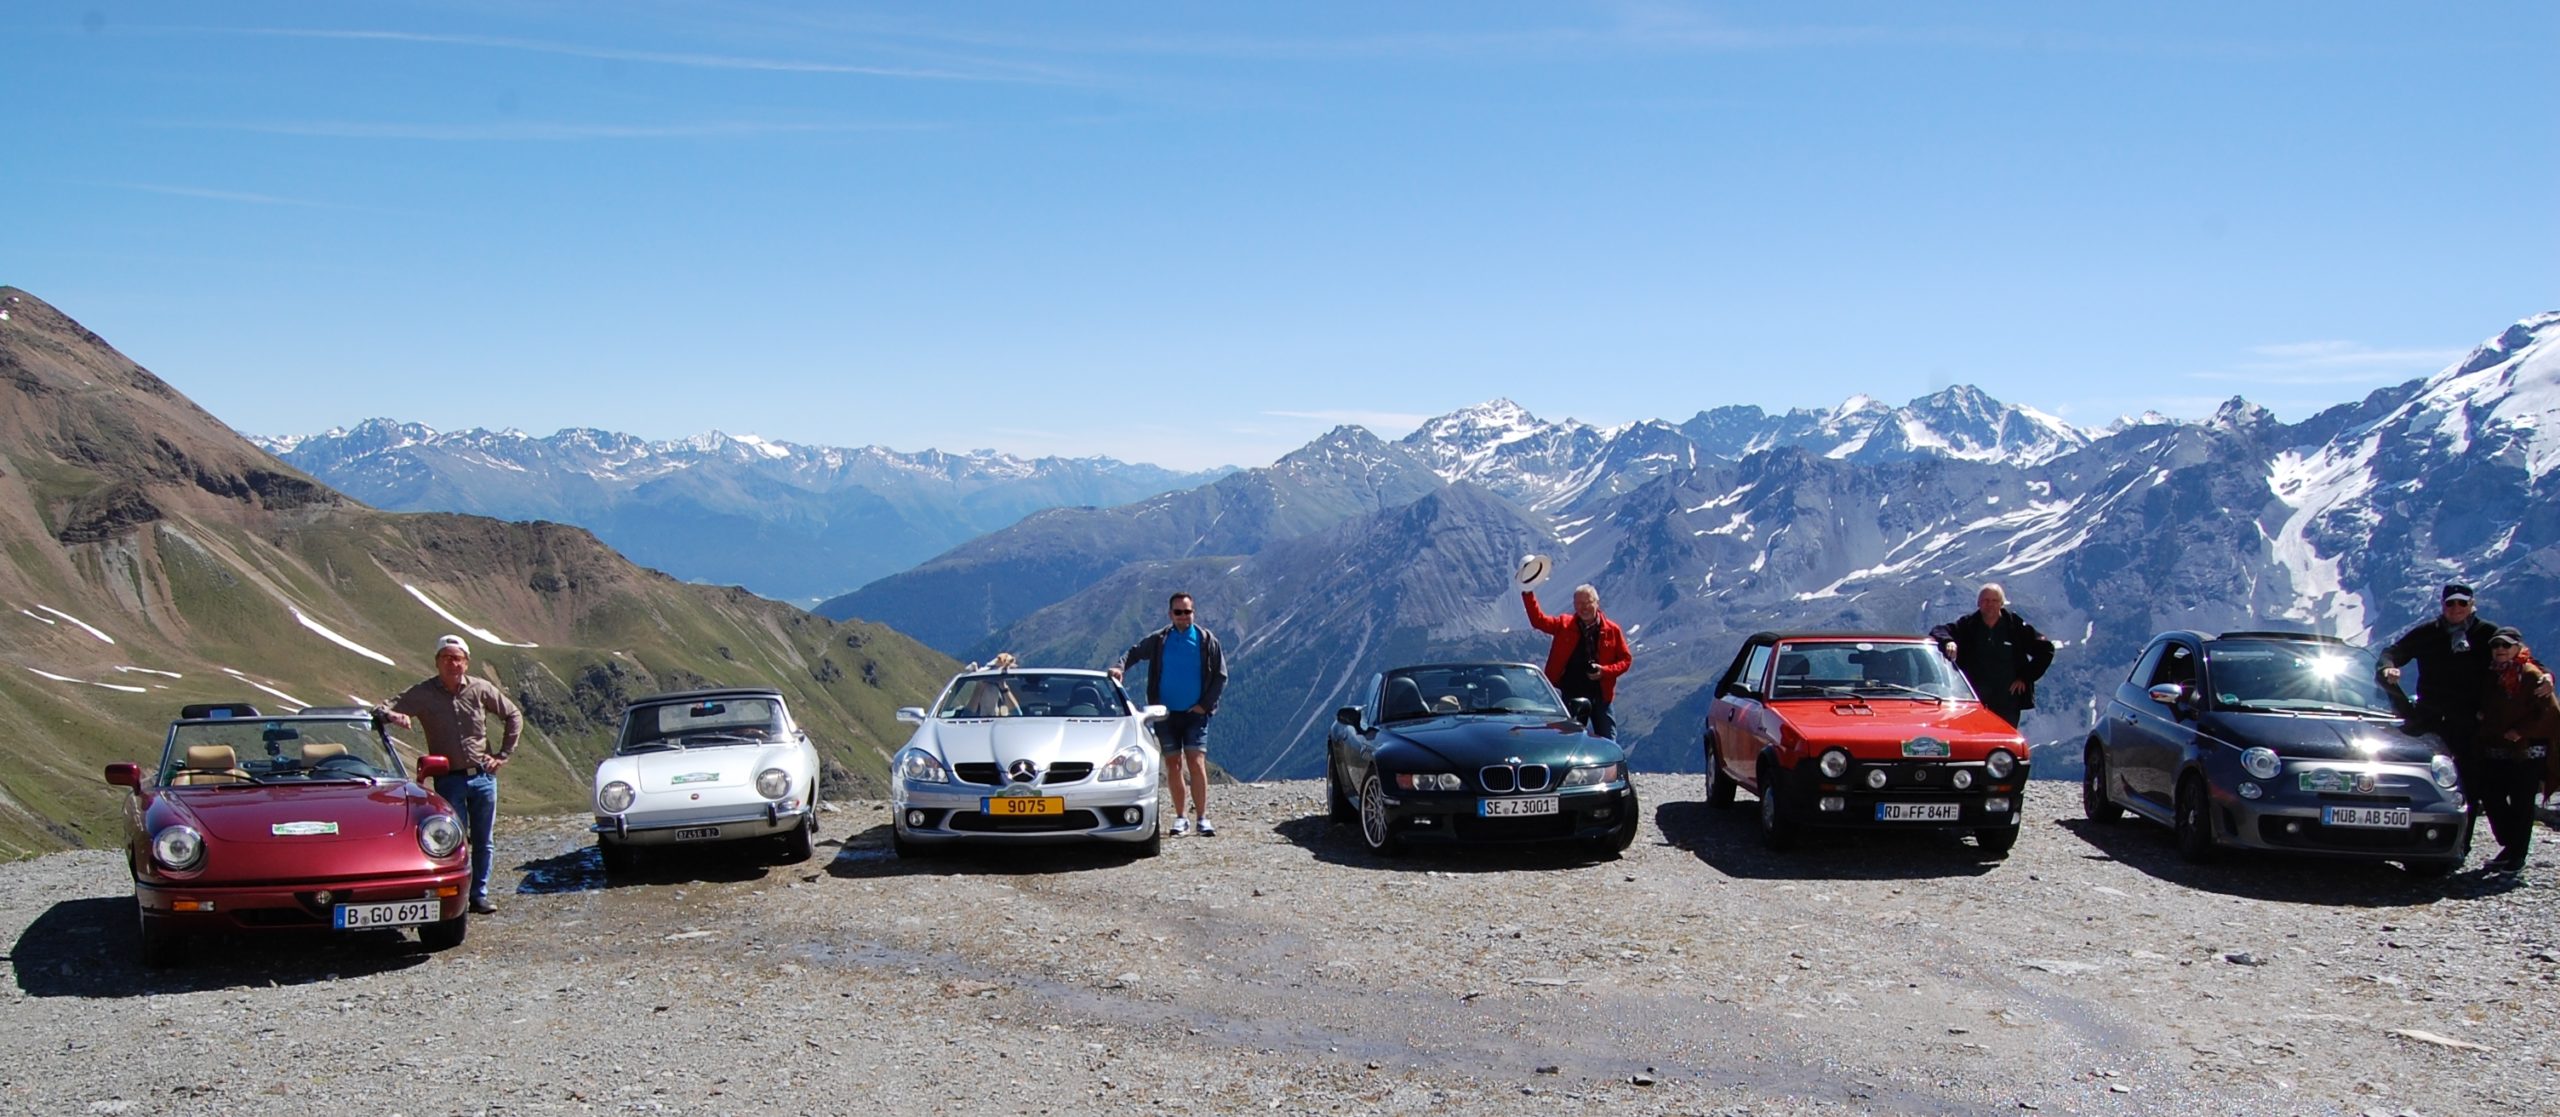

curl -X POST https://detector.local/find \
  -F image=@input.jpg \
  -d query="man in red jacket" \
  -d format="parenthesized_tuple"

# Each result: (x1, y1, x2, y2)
(1524, 583, 1632, 738)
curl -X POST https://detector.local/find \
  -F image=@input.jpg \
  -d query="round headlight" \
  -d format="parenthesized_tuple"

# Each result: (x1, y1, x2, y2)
(1818, 749, 1851, 779)
(1865, 768, 1889, 789)
(1952, 769, 1974, 790)
(897, 748, 949, 785)
(757, 768, 790, 800)
(2240, 747, 2282, 780)
(419, 813, 463, 858)
(1984, 749, 2018, 779)
(2429, 754, 2459, 790)
(598, 780, 635, 814)
(151, 825, 204, 871)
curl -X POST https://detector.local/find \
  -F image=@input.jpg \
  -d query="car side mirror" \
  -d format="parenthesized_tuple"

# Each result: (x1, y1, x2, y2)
(2147, 683, 2194, 717)
(1570, 696, 1593, 721)
(895, 706, 926, 725)
(1142, 704, 1169, 722)
(415, 755, 451, 779)
(105, 763, 142, 788)
(1335, 706, 1363, 728)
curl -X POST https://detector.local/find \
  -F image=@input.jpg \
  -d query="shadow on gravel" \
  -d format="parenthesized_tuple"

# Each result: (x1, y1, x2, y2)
(1655, 800, 2004, 880)
(6, 897, 426, 999)
(515, 844, 775, 895)
(1269, 814, 1632, 872)
(822, 823, 1154, 879)
(2054, 817, 2486, 906)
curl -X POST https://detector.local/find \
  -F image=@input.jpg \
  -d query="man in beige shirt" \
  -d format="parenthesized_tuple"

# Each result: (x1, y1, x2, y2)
(381, 634, 522, 914)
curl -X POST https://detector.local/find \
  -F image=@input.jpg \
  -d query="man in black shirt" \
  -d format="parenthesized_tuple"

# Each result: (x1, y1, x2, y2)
(2380, 582, 2549, 805)
(1928, 583, 2055, 730)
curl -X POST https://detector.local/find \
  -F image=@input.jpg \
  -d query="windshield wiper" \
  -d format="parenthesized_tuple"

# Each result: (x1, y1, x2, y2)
(681, 733, 759, 746)
(1854, 682, 1948, 703)
(622, 740, 684, 754)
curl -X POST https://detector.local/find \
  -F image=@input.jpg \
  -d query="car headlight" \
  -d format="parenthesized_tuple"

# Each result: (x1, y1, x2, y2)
(1395, 772, 1462, 791)
(2240, 747, 2282, 780)
(151, 825, 204, 871)
(2429, 754, 2459, 790)
(897, 748, 949, 785)
(598, 780, 635, 814)
(757, 768, 791, 800)
(419, 813, 463, 858)
(1098, 744, 1149, 782)
(1560, 763, 1622, 787)
(1984, 749, 2018, 779)
(1817, 749, 1851, 779)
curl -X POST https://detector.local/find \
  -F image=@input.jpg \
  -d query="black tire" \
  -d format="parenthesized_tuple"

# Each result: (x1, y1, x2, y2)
(2173, 773, 2218, 864)
(1974, 826, 2019, 858)
(599, 840, 637, 876)
(1756, 763, 1798, 852)
(2082, 742, 2126, 824)
(1706, 752, 1738, 809)
(137, 909, 181, 970)
(418, 912, 468, 951)
(1132, 816, 1163, 859)
(776, 816, 815, 864)
(1326, 760, 1356, 825)
(1357, 774, 1402, 856)
(1592, 790, 1641, 859)
(2401, 858, 2460, 879)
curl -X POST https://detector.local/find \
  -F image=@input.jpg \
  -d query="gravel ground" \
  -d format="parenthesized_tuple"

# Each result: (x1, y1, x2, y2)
(3, 777, 2555, 1116)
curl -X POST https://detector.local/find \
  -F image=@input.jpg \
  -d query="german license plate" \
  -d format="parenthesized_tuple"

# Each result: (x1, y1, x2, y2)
(983, 796, 1064, 816)
(2323, 806, 2410, 829)
(334, 899, 437, 930)
(1876, 802, 1962, 822)
(674, 826, 722, 841)
(1479, 797, 1559, 817)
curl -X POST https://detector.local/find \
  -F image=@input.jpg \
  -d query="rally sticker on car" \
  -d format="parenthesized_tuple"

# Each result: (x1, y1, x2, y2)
(670, 772, 721, 785)
(272, 821, 340, 836)
(2299, 769, 2378, 794)
(1901, 736, 1951, 758)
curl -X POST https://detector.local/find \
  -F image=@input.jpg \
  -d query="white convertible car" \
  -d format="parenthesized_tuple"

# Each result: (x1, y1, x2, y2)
(891, 667, 1164, 858)
(592, 687, 820, 873)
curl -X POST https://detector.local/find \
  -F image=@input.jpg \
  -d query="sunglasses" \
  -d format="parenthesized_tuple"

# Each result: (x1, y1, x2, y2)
(1171, 608, 1194, 615)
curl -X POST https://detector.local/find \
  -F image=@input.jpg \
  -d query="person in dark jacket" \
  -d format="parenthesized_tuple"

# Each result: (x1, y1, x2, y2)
(1928, 583, 2056, 729)
(2476, 627, 2559, 872)
(1110, 592, 1227, 837)
(1522, 582, 1632, 739)
(2377, 582, 2552, 802)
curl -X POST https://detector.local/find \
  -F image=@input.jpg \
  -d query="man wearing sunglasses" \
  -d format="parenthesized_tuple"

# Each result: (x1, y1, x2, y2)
(2382, 582, 2551, 812)
(1111, 592, 1228, 837)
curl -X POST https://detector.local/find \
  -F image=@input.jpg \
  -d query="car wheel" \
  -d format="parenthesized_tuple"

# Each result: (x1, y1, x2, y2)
(599, 840, 637, 876)
(1358, 774, 1401, 856)
(1133, 816, 1163, 859)
(1974, 826, 2019, 858)
(776, 816, 816, 864)
(2173, 773, 2218, 864)
(137, 908, 182, 970)
(418, 912, 468, 952)
(1592, 789, 1641, 859)
(2081, 741, 2126, 824)
(1706, 754, 1738, 809)
(1327, 760, 1356, 825)
(1756, 762, 1797, 852)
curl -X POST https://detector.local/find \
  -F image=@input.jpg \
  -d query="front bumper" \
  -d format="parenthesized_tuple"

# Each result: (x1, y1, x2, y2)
(1374, 782, 1637, 846)
(1775, 758, 2029, 831)
(2208, 769, 2469, 859)
(593, 800, 810, 847)
(137, 868, 470, 931)
(894, 779, 1160, 846)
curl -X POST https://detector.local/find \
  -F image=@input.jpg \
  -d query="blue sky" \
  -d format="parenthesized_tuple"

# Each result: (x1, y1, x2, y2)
(6, 2, 2554, 470)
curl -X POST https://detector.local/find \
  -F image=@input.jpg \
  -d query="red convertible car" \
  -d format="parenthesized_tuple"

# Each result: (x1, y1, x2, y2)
(1705, 632, 2031, 855)
(104, 703, 471, 967)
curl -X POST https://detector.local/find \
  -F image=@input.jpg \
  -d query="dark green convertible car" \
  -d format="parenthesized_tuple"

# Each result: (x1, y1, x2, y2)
(1325, 662, 1638, 858)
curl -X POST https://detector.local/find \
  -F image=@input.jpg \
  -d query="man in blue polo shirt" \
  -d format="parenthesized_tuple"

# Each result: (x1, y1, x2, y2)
(1110, 592, 1228, 837)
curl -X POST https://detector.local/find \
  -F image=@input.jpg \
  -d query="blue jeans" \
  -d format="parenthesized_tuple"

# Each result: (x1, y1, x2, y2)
(1568, 692, 1615, 740)
(434, 772, 499, 901)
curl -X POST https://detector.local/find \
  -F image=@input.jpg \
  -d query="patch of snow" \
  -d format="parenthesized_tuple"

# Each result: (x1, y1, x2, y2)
(288, 607, 398, 666)
(20, 610, 54, 625)
(115, 666, 184, 678)
(2265, 442, 2378, 637)
(402, 584, 540, 648)
(35, 605, 114, 644)
(26, 667, 149, 694)
(220, 668, 310, 710)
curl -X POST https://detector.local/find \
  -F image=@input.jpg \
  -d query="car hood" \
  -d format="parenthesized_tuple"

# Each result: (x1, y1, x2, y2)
(1769, 700, 2024, 756)
(601, 743, 806, 794)
(925, 718, 1144, 767)
(2198, 711, 2443, 762)
(162, 782, 424, 843)
(1377, 714, 1624, 769)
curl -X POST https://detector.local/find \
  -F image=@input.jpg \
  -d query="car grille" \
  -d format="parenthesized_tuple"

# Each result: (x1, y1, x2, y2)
(1478, 764, 1553, 793)
(1452, 813, 1573, 842)
(948, 809, 1103, 833)
(2252, 816, 2457, 851)
(952, 762, 1097, 786)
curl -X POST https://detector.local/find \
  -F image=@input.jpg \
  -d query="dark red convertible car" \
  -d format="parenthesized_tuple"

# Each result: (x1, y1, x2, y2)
(104, 703, 472, 967)
(1705, 632, 2031, 855)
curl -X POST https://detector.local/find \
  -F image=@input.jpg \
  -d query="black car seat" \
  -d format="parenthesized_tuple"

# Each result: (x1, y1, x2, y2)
(1066, 684, 1103, 716)
(1382, 677, 1428, 721)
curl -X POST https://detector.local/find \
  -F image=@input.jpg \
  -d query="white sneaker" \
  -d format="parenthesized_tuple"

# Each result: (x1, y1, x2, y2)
(1196, 817, 1217, 837)
(1169, 816, 1190, 836)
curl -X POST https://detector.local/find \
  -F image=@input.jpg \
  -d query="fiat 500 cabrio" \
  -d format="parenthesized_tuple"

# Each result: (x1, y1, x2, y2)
(593, 687, 822, 872)
(1706, 633, 2030, 855)
(891, 667, 1164, 857)
(1326, 662, 1637, 858)
(2083, 630, 2469, 876)
(104, 702, 470, 967)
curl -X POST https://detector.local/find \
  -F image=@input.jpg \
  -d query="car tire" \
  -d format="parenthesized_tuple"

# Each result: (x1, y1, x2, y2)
(1592, 790, 1641, 859)
(1756, 762, 1798, 852)
(1358, 774, 1401, 856)
(1706, 753, 1738, 809)
(599, 840, 637, 876)
(418, 912, 468, 952)
(137, 909, 182, 970)
(2081, 741, 2126, 824)
(1326, 761, 1356, 825)
(890, 825, 931, 860)
(1133, 816, 1163, 859)
(776, 816, 815, 864)
(1974, 825, 2019, 858)
(2173, 773, 2218, 864)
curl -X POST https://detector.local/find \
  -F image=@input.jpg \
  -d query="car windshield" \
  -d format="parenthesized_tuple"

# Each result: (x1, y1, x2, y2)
(161, 717, 402, 783)
(2202, 640, 2400, 715)
(1377, 665, 1567, 722)
(1768, 641, 1977, 700)
(620, 696, 788, 751)
(935, 672, 1129, 719)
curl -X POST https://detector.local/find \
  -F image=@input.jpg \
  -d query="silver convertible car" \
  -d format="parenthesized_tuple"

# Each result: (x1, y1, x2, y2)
(592, 687, 822, 873)
(891, 667, 1164, 858)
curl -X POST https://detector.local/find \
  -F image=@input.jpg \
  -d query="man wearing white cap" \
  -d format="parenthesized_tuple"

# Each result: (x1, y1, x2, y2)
(380, 635, 523, 914)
